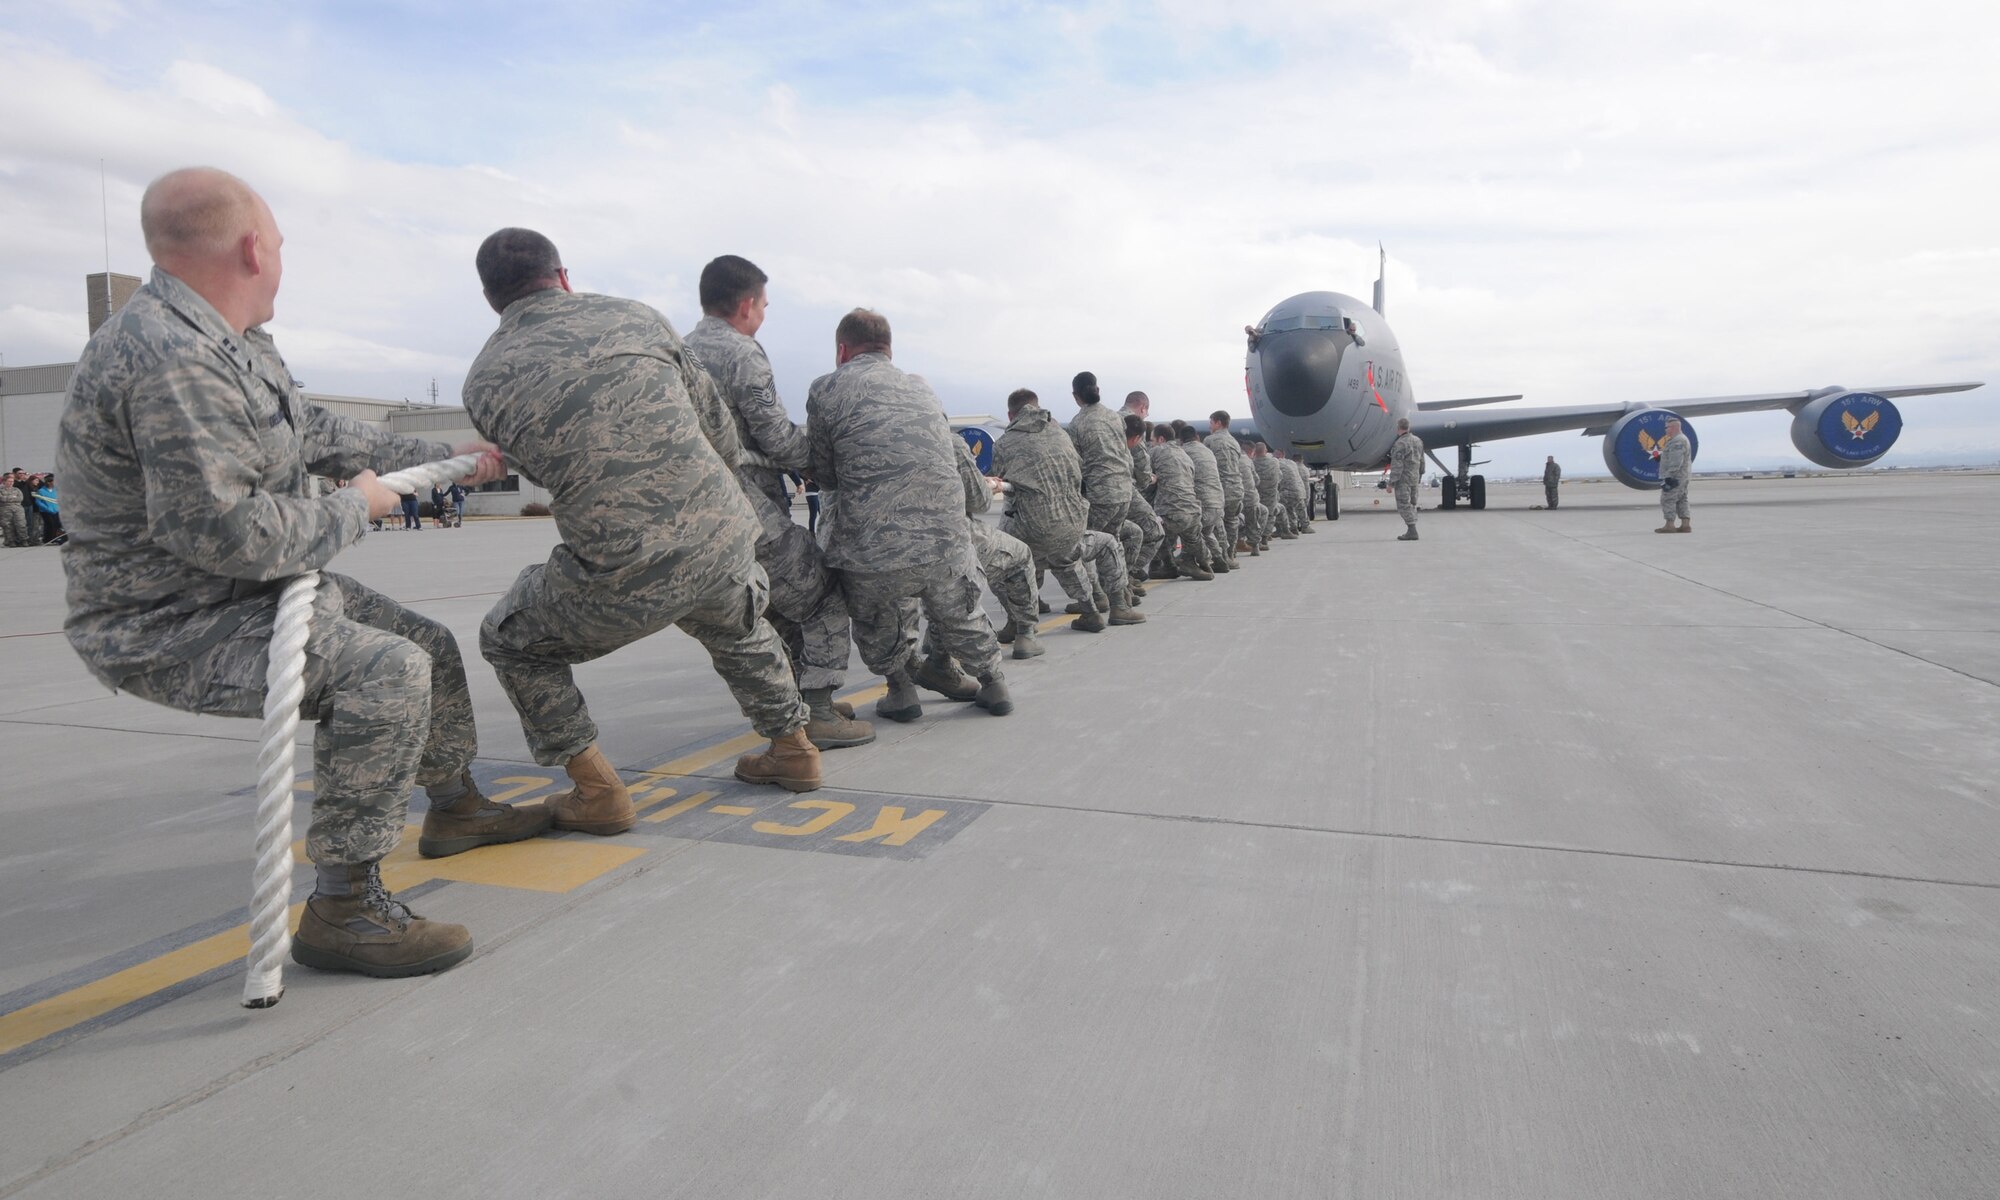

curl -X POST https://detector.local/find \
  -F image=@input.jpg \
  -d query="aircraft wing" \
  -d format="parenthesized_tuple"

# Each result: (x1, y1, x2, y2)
(1411, 382, 1982, 445)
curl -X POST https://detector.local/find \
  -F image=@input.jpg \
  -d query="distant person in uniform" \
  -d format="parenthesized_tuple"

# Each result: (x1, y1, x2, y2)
(1543, 456, 1561, 509)
(1206, 411, 1250, 561)
(465, 227, 827, 825)
(1120, 414, 1166, 591)
(1249, 440, 1287, 542)
(1066, 371, 1144, 593)
(59, 167, 527, 980)
(0, 469, 28, 546)
(1656, 419, 1693, 533)
(1148, 423, 1213, 579)
(1177, 423, 1231, 571)
(1390, 417, 1424, 541)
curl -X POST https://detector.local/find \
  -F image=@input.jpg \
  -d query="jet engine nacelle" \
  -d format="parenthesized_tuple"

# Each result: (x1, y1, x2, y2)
(1601, 409, 1698, 490)
(1789, 391, 1901, 468)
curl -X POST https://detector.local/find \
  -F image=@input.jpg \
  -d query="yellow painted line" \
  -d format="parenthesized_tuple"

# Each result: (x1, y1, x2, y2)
(644, 790, 717, 823)
(708, 804, 755, 816)
(630, 784, 679, 813)
(4, 818, 643, 1056)
(0, 904, 301, 1056)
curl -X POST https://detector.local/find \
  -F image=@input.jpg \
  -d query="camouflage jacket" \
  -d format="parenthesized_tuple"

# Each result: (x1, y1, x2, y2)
(1128, 440, 1153, 497)
(1233, 450, 1260, 508)
(1389, 433, 1425, 487)
(462, 288, 759, 600)
(1183, 438, 1225, 519)
(0, 484, 19, 509)
(952, 434, 993, 519)
(805, 352, 966, 573)
(1147, 441, 1201, 522)
(686, 315, 806, 510)
(992, 406, 1088, 554)
(1065, 402, 1133, 508)
(1205, 430, 1247, 505)
(1659, 434, 1692, 482)
(1543, 461, 1562, 485)
(1251, 454, 1283, 506)
(56, 269, 452, 685)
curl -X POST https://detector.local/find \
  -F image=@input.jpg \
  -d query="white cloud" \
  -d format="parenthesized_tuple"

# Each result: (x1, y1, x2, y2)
(0, 4, 1996, 475)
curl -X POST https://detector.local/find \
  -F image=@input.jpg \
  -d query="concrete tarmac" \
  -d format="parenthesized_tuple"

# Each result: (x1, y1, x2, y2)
(1, 472, 1996, 1198)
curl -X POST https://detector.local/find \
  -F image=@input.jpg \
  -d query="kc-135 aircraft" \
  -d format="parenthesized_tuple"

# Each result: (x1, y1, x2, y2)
(1244, 249, 1983, 513)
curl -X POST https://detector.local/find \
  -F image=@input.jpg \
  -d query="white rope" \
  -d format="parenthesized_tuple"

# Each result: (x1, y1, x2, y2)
(242, 453, 485, 1008)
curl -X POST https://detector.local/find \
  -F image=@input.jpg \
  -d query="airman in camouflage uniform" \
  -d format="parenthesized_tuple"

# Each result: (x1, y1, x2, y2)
(1277, 451, 1313, 535)
(1250, 441, 1290, 539)
(995, 390, 1105, 627)
(1390, 418, 1425, 541)
(1120, 415, 1167, 586)
(1656, 419, 1693, 533)
(58, 170, 536, 979)
(1179, 424, 1231, 572)
(684, 255, 869, 749)
(1148, 424, 1213, 579)
(0, 472, 26, 546)
(1229, 440, 1265, 555)
(1065, 371, 1143, 586)
(464, 229, 822, 816)
(809, 308, 1011, 723)
(1205, 412, 1250, 564)
(931, 434, 1043, 663)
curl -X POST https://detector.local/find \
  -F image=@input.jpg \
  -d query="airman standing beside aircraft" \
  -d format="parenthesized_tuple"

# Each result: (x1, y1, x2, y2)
(1656, 419, 1693, 533)
(1543, 456, 1561, 509)
(1390, 417, 1424, 541)
(686, 255, 872, 751)
(466, 228, 825, 814)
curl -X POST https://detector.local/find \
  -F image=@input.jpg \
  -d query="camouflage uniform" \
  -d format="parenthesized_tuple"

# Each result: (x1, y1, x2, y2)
(464, 289, 808, 764)
(57, 268, 475, 865)
(1252, 453, 1289, 537)
(1390, 432, 1425, 526)
(1123, 441, 1166, 585)
(808, 352, 1002, 682)
(1280, 458, 1311, 530)
(1234, 450, 1268, 546)
(923, 438, 1037, 649)
(1543, 459, 1561, 509)
(1207, 429, 1249, 555)
(0, 482, 26, 546)
(1148, 440, 1210, 570)
(1183, 438, 1229, 566)
(687, 315, 851, 691)
(1659, 433, 1692, 521)
(993, 407, 1098, 613)
(1067, 403, 1142, 578)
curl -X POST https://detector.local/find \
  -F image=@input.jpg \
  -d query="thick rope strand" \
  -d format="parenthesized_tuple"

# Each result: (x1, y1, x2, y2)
(241, 454, 485, 1008)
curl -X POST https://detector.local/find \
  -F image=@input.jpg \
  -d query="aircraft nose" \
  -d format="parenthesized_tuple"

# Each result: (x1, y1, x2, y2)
(1257, 329, 1347, 418)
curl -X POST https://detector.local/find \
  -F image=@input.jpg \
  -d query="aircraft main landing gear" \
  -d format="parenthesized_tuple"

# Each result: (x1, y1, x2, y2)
(1440, 445, 1487, 510)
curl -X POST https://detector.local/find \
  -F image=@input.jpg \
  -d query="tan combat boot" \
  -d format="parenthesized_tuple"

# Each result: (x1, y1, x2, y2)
(1655, 521, 1677, 533)
(1012, 622, 1045, 659)
(803, 686, 876, 749)
(1677, 520, 1692, 533)
(291, 862, 473, 978)
(913, 653, 980, 701)
(419, 769, 556, 858)
(735, 728, 823, 793)
(547, 745, 635, 835)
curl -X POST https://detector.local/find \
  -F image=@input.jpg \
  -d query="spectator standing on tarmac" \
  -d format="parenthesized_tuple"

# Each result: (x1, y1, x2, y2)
(0, 470, 28, 546)
(17, 471, 45, 544)
(1543, 456, 1561, 509)
(398, 487, 420, 530)
(464, 227, 826, 832)
(1390, 417, 1425, 541)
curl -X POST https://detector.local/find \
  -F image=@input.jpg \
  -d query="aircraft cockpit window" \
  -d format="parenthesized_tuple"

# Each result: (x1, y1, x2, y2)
(1261, 313, 1347, 333)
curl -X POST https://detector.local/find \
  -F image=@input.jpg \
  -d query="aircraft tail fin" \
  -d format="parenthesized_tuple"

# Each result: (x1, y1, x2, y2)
(1371, 243, 1386, 315)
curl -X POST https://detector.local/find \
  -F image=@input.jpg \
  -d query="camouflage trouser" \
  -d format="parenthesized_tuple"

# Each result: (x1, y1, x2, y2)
(1078, 529, 1132, 607)
(118, 573, 476, 866)
(1087, 499, 1142, 593)
(481, 558, 807, 763)
(843, 557, 1003, 682)
(747, 480, 850, 691)
(1002, 518, 1097, 614)
(969, 522, 1039, 632)
(1286, 492, 1310, 528)
(1221, 494, 1244, 557)
(1200, 508, 1228, 564)
(1159, 507, 1210, 569)
(1661, 479, 1690, 521)
(0, 502, 26, 546)
(1262, 490, 1290, 536)
(1123, 496, 1165, 584)
(1395, 482, 1419, 525)
(1544, 483, 1559, 509)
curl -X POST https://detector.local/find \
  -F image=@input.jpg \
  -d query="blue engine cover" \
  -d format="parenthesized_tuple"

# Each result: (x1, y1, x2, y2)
(1790, 392, 1900, 468)
(957, 425, 997, 474)
(1602, 409, 1698, 489)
